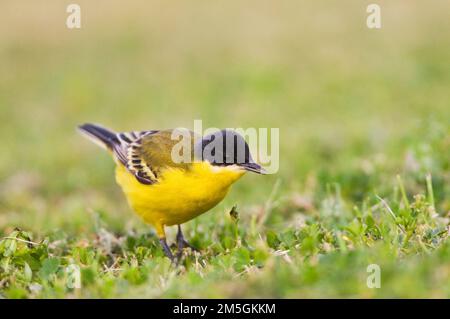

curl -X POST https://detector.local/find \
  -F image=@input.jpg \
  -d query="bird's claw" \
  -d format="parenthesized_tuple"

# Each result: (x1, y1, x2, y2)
(158, 226, 200, 265)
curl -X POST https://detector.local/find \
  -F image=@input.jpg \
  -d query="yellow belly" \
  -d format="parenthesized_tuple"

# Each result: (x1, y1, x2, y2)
(115, 162, 245, 237)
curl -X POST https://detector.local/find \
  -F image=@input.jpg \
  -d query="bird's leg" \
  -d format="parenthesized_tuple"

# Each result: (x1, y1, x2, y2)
(156, 224, 175, 262)
(159, 238, 174, 262)
(176, 225, 198, 251)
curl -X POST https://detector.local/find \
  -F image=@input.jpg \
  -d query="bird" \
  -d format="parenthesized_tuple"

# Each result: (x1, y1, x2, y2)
(78, 123, 266, 261)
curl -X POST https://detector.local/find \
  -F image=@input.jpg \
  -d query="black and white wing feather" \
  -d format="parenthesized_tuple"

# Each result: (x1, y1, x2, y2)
(78, 123, 159, 185)
(118, 131, 159, 184)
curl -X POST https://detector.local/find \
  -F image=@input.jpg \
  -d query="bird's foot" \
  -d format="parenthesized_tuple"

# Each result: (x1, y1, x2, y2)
(159, 227, 200, 265)
(178, 238, 199, 252)
(174, 225, 200, 265)
(176, 225, 199, 252)
(159, 238, 175, 263)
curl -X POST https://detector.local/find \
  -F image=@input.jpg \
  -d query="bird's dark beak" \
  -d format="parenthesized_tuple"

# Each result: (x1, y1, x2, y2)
(240, 162, 267, 174)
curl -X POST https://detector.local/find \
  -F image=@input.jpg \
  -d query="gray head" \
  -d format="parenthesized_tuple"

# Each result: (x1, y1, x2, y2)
(194, 129, 265, 174)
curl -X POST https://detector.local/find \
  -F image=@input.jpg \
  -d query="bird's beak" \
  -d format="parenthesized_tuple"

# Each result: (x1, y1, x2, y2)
(240, 162, 267, 174)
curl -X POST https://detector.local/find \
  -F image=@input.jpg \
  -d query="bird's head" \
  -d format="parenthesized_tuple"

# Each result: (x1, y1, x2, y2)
(194, 129, 266, 174)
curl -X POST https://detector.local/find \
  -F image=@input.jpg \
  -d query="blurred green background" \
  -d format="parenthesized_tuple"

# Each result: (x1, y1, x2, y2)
(0, 1, 449, 298)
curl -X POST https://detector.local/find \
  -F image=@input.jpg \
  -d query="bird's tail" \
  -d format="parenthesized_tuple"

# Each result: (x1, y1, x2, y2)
(78, 123, 120, 151)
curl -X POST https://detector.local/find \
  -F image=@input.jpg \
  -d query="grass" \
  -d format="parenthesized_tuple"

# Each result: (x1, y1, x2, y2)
(0, 1, 449, 298)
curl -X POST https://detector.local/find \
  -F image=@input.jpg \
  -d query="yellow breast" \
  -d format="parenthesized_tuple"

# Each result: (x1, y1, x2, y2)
(114, 161, 245, 235)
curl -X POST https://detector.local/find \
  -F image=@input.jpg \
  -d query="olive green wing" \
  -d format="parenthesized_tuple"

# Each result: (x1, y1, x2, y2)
(78, 124, 196, 185)
(114, 130, 159, 185)
(120, 129, 198, 185)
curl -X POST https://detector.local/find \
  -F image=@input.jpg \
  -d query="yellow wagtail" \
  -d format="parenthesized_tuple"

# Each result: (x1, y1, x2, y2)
(78, 123, 265, 260)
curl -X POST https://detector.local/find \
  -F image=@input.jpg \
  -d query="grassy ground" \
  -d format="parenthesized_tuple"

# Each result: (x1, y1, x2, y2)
(0, 1, 449, 298)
